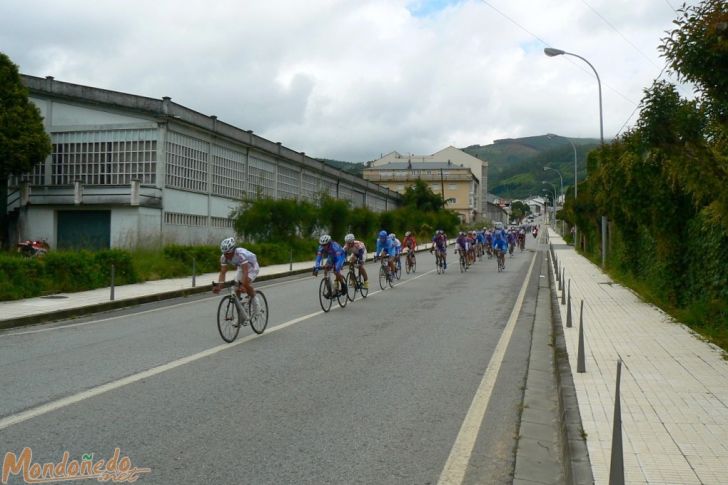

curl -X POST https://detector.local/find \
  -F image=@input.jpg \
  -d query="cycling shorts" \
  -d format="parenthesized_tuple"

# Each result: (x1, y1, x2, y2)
(235, 263, 259, 284)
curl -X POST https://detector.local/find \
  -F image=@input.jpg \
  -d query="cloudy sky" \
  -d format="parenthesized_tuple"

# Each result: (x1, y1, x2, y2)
(1, 0, 695, 162)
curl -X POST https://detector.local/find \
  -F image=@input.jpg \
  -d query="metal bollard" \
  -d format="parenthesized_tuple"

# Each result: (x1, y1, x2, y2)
(566, 281, 572, 328)
(192, 258, 196, 287)
(110, 264, 115, 301)
(609, 360, 625, 485)
(561, 270, 566, 305)
(577, 300, 586, 373)
(289, 249, 293, 271)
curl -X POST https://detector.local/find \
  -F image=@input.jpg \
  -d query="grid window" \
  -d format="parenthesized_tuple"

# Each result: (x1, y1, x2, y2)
(166, 132, 209, 193)
(277, 164, 300, 199)
(50, 130, 157, 185)
(211, 216, 234, 228)
(211, 144, 246, 199)
(338, 184, 353, 203)
(321, 179, 337, 198)
(164, 212, 207, 226)
(248, 156, 276, 198)
(301, 172, 319, 201)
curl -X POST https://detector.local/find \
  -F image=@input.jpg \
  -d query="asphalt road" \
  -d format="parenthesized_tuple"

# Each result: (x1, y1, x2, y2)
(1, 240, 544, 484)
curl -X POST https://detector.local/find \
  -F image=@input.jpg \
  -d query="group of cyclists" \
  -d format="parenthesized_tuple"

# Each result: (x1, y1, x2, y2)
(213, 220, 539, 320)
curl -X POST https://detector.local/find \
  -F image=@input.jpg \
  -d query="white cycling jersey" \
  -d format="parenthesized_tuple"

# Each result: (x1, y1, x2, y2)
(221, 247, 260, 282)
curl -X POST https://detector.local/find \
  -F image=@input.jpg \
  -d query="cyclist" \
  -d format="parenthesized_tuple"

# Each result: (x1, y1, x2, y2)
(343, 233, 369, 288)
(430, 229, 448, 269)
(492, 223, 508, 268)
(402, 231, 417, 268)
(214, 237, 260, 315)
(455, 231, 469, 265)
(375, 230, 396, 276)
(313, 234, 347, 296)
(475, 229, 486, 258)
(389, 233, 402, 271)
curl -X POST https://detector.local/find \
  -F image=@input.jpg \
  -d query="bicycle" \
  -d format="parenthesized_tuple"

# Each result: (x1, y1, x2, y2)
(433, 249, 446, 274)
(496, 249, 506, 272)
(376, 256, 394, 289)
(394, 255, 402, 280)
(457, 248, 468, 273)
(316, 265, 347, 312)
(215, 281, 269, 343)
(346, 260, 368, 301)
(405, 249, 417, 274)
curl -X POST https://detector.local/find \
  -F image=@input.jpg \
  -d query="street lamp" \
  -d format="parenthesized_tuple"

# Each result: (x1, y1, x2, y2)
(542, 183, 557, 226)
(547, 133, 578, 246)
(542, 179, 561, 234)
(543, 166, 563, 203)
(545, 46, 606, 267)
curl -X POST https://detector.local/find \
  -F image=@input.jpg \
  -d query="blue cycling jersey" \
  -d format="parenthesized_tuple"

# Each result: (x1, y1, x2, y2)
(315, 241, 346, 272)
(375, 237, 393, 256)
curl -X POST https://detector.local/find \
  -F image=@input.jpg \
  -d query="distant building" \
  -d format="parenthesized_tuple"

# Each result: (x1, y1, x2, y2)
(7, 75, 400, 249)
(364, 147, 488, 224)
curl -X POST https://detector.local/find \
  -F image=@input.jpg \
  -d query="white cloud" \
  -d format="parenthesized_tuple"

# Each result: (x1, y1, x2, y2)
(0, 0, 696, 161)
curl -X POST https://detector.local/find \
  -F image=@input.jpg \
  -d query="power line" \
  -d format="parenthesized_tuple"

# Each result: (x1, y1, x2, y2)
(581, 0, 662, 70)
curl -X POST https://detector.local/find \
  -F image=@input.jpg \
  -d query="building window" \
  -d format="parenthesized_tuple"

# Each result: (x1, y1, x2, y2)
(51, 130, 157, 186)
(166, 132, 208, 192)
(211, 144, 246, 199)
(248, 156, 276, 198)
(164, 212, 207, 226)
(277, 163, 300, 199)
(448, 183, 456, 190)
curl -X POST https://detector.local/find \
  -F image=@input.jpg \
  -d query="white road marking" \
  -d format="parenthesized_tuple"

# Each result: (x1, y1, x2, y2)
(0, 269, 435, 430)
(437, 252, 538, 485)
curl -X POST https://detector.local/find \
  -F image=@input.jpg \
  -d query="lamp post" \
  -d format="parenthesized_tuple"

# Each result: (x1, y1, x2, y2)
(543, 166, 563, 203)
(547, 133, 578, 246)
(542, 185, 557, 226)
(543, 174, 563, 235)
(545, 46, 606, 266)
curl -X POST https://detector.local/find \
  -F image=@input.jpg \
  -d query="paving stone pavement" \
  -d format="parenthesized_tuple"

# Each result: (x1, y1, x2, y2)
(548, 228, 728, 485)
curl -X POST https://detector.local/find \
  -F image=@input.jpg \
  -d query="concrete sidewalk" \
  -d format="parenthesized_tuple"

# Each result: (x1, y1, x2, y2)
(549, 228, 728, 484)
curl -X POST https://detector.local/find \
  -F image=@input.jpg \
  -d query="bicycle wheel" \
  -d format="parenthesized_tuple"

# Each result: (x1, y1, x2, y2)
(379, 264, 387, 290)
(405, 255, 412, 274)
(358, 272, 368, 298)
(248, 291, 269, 334)
(394, 259, 402, 280)
(436, 254, 442, 274)
(411, 253, 416, 273)
(346, 270, 358, 302)
(217, 296, 241, 343)
(336, 283, 349, 308)
(319, 277, 333, 312)
(460, 254, 466, 273)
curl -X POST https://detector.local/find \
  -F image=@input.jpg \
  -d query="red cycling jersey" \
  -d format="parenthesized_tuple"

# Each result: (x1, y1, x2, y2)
(402, 235, 417, 251)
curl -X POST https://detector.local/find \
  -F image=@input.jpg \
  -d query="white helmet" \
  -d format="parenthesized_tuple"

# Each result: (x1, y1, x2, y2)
(495, 221, 504, 229)
(405, 231, 411, 237)
(344, 233, 355, 243)
(319, 234, 331, 245)
(220, 237, 236, 253)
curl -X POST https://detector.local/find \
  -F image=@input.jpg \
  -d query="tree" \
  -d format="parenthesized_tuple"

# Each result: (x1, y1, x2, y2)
(401, 179, 445, 211)
(510, 201, 530, 221)
(0, 52, 52, 247)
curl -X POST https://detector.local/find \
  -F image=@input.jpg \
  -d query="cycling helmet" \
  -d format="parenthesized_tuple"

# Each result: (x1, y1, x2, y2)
(405, 231, 411, 237)
(495, 221, 504, 229)
(388, 233, 395, 240)
(319, 234, 331, 245)
(344, 233, 355, 243)
(459, 231, 465, 236)
(220, 237, 236, 253)
(379, 230, 388, 238)
(389, 233, 396, 239)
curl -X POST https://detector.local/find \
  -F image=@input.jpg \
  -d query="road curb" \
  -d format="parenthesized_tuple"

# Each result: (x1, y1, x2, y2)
(548, 250, 594, 484)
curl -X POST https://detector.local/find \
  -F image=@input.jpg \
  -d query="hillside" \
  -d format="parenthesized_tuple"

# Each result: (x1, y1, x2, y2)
(316, 135, 600, 200)
(462, 135, 600, 199)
